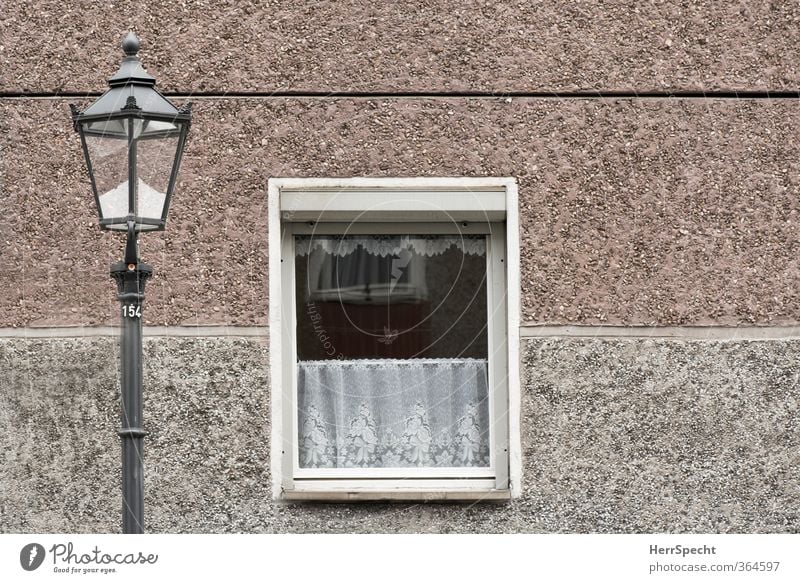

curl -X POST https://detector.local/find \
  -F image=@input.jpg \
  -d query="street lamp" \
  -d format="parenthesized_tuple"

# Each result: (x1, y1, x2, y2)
(70, 32, 191, 534)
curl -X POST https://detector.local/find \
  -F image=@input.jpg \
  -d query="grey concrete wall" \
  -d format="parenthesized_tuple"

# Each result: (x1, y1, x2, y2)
(2, 1, 799, 93)
(2, 333, 797, 533)
(2, 98, 799, 328)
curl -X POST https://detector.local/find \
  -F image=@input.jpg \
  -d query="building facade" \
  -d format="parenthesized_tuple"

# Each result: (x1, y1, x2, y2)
(1, 1, 799, 532)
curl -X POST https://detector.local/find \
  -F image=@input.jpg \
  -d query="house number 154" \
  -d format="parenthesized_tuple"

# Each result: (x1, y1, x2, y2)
(123, 305, 142, 318)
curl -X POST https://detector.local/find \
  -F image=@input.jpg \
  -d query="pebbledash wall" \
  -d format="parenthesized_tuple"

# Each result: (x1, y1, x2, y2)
(1, 1, 799, 533)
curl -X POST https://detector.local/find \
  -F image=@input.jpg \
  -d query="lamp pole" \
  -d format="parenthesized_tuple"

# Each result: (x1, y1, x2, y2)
(71, 32, 191, 534)
(112, 222, 151, 534)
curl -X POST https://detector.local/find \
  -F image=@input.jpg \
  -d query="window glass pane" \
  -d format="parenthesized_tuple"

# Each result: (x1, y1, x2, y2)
(295, 235, 490, 470)
(298, 359, 490, 469)
(295, 235, 487, 360)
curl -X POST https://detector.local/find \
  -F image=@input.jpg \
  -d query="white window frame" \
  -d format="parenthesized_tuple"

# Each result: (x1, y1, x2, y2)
(269, 177, 521, 500)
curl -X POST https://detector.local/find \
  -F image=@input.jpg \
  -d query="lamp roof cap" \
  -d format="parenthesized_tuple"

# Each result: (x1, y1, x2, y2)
(108, 31, 155, 87)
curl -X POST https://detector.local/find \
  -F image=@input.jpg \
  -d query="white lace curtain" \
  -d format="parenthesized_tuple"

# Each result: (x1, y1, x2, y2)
(295, 235, 486, 258)
(298, 358, 490, 469)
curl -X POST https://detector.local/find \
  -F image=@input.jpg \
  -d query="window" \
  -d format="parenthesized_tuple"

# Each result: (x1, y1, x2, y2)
(269, 178, 520, 500)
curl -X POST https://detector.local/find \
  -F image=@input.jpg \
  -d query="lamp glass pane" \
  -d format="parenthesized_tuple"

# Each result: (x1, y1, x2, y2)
(136, 133, 179, 220)
(83, 134, 129, 218)
(135, 179, 167, 221)
(141, 120, 178, 136)
(86, 119, 127, 138)
(98, 181, 130, 218)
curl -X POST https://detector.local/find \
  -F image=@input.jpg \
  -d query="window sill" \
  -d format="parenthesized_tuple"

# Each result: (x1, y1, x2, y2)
(281, 489, 512, 502)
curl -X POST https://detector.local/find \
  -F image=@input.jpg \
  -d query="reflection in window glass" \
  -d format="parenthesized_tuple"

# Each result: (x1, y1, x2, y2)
(295, 235, 487, 360)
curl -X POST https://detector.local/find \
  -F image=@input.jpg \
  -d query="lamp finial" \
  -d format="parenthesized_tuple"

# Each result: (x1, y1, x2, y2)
(122, 32, 140, 57)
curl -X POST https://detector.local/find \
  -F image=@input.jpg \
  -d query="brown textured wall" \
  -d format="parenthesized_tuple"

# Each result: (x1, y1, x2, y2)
(2, 1, 800, 94)
(1, 97, 799, 327)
